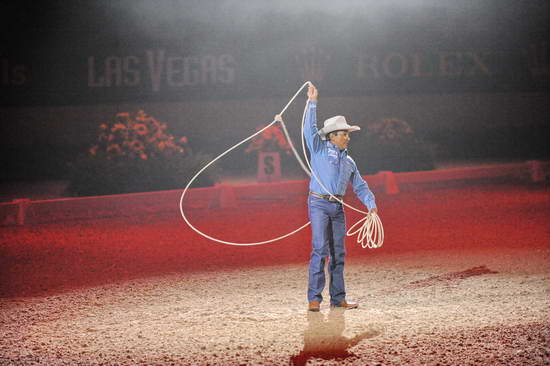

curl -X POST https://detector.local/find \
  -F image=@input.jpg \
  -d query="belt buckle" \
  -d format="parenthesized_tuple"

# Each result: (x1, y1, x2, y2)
(310, 192, 340, 202)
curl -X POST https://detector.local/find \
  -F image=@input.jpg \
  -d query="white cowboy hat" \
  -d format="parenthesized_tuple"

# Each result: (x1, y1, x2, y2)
(318, 115, 360, 139)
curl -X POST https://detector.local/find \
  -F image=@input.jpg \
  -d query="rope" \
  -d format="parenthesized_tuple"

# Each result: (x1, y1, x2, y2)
(346, 212, 384, 248)
(179, 81, 384, 248)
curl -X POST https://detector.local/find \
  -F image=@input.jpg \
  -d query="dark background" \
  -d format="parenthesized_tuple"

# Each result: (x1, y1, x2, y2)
(1, 0, 549, 185)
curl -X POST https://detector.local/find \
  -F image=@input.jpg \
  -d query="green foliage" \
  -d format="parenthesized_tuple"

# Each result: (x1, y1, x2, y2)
(351, 117, 435, 174)
(67, 111, 219, 196)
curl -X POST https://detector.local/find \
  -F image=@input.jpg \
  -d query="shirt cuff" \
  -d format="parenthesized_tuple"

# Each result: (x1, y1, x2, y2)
(366, 200, 377, 210)
(308, 100, 317, 107)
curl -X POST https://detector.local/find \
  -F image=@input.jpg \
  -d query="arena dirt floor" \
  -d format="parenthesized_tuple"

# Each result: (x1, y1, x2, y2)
(0, 179, 549, 365)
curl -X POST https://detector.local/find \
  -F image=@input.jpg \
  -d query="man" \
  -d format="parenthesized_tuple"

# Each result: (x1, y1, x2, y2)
(304, 83, 378, 312)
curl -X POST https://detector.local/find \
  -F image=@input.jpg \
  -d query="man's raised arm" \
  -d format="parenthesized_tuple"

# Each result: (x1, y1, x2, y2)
(304, 83, 322, 153)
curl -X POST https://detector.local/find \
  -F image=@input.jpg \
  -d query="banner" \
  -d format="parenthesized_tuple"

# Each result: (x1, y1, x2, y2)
(2, 40, 549, 106)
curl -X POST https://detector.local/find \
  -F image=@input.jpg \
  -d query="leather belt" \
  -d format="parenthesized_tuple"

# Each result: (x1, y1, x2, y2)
(310, 191, 343, 202)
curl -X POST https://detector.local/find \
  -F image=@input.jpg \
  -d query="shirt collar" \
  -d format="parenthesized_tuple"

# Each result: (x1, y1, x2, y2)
(327, 140, 348, 154)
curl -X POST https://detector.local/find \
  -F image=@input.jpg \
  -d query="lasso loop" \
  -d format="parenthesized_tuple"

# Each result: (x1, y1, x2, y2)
(179, 81, 384, 248)
(346, 212, 384, 248)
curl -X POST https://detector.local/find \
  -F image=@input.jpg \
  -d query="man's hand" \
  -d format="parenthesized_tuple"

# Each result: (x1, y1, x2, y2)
(307, 83, 318, 102)
(369, 207, 378, 214)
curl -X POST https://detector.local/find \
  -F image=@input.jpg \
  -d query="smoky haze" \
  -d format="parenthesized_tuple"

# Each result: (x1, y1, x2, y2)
(4, 1, 547, 51)
(0, 0, 548, 187)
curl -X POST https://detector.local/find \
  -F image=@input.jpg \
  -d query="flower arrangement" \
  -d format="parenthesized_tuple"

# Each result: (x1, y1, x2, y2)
(89, 110, 189, 160)
(367, 117, 414, 144)
(245, 124, 292, 155)
(68, 110, 219, 196)
(351, 117, 435, 174)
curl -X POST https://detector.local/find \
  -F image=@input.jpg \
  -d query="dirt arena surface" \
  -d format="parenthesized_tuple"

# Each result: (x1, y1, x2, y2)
(1, 180, 549, 365)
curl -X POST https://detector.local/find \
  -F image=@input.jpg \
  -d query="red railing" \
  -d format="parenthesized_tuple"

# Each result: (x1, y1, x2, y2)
(1, 160, 547, 226)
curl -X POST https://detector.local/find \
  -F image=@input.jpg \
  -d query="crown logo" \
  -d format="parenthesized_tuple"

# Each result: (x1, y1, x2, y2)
(524, 41, 550, 77)
(295, 46, 331, 82)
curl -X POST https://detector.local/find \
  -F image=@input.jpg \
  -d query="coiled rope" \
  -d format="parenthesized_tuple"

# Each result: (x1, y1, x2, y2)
(179, 81, 384, 248)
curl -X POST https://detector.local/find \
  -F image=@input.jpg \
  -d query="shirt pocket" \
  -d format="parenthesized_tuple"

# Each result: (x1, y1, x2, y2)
(327, 149, 339, 166)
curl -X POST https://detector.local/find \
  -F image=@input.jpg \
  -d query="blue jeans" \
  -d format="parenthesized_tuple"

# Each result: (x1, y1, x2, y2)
(307, 195, 346, 305)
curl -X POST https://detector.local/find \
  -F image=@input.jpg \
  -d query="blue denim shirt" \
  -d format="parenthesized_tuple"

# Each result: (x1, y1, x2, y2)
(304, 101, 376, 210)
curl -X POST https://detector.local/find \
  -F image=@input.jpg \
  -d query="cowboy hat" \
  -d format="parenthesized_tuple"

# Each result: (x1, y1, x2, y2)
(318, 116, 360, 139)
